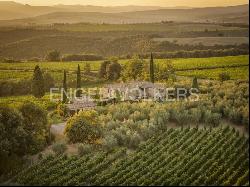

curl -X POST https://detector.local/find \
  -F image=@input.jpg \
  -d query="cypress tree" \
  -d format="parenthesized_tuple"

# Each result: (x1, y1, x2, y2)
(76, 64, 82, 97)
(150, 52, 155, 83)
(192, 77, 199, 89)
(32, 65, 45, 98)
(62, 70, 67, 103)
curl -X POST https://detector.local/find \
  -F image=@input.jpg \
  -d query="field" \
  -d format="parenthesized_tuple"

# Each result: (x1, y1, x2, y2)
(14, 127, 249, 186)
(0, 55, 248, 82)
(153, 37, 249, 46)
(0, 94, 57, 110)
(176, 66, 249, 80)
(52, 23, 246, 32)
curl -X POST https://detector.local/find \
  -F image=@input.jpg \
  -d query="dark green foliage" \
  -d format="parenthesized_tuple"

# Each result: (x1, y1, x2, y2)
(46, 50, 61, 62)
(0, 103, 49, 175)
(137, 48, 249, 59)
(192, 77, 199, 89)
(32, 65, 45, 98)
(150, 53, 155, 83)
(107, 61, 122, 80)
(99, 60, 122, 80)
(0, 106, 26, 159)
(76, 64, 82, 97)
(0, 80, 31, 97)
(99, 60, 111, 79)
(19, 102, 49, 154)
(62, 70, 67, 103)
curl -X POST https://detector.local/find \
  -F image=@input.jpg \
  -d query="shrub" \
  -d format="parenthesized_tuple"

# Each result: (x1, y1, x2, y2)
(228, 108, 243, 124)
(46, 50, 61, 62)
(57, 103, 70, 118)
(52, 143, 67, 155)
(78, 144, 93, 156)
(38, 153, 43, 160)
(219, 72, 230, 82)
(204, 110, 222, 127)
(127, 132, 142, 149)
(190, 108, 202, 124)
(131, 111, 147, 122)
(173, 110, 190, 125)
(102, 135, 118, 151)
(64, 110, 102, 144)
(0, 80, 32, 97)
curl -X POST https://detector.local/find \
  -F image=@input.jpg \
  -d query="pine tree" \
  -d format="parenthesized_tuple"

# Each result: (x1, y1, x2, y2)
(62, 70, 67, 103)
(150, 52, 155, 83)
(32, 65, 45, 98)
(76, 64, 82, 98)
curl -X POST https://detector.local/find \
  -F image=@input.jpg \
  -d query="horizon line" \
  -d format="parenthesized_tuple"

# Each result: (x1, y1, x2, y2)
(0, 1, 249, 8)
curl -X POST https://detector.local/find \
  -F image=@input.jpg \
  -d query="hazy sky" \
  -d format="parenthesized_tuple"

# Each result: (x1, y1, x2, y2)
(4, 0, 249, 7)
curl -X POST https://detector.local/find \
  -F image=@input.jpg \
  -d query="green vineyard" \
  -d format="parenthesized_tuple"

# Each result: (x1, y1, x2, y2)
(14, 127, 249, 186)
(0, 55, 248, 82)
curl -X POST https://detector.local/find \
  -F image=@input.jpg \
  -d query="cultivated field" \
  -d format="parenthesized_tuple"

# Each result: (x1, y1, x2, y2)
(176, 66, 249, 80)
(14, 127, 249, 186)
(153, 37, 249, 46)
(0, 55, 248, 82)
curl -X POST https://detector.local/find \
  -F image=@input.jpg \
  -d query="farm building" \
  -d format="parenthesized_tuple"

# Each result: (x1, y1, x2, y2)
(105, 81, 166, 101)
(66, 99, 96, 114)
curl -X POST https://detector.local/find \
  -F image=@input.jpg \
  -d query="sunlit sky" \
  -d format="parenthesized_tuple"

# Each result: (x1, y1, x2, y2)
(2, 0, 249, 7)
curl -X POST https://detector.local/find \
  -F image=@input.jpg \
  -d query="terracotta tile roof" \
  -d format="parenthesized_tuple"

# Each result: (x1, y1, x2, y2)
(66, 99, 96, 111)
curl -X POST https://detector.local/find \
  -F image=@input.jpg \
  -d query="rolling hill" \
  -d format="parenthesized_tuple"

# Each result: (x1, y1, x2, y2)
(0, 3, 248, 25)
(0, 1, 168, 20)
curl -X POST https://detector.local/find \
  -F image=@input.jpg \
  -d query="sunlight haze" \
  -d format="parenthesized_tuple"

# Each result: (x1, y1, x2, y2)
(1, 0, 248, 7)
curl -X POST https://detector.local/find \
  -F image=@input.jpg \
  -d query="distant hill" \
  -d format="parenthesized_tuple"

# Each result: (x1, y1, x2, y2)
(0, 1, 61, 20)
(0, 1, 175, 20)
(0, 3, 248, 25)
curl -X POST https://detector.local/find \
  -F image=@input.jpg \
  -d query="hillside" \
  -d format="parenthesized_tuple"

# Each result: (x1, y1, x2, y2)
(0, 4, 248, 25)
(13, 128, 249, 186)
(0, 1, 168, 20)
